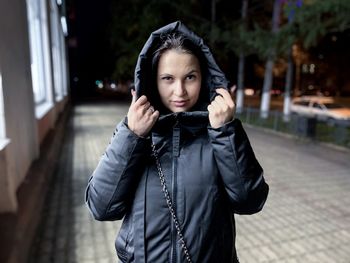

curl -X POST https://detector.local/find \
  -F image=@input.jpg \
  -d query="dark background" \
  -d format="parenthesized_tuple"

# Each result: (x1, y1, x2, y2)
(65, 0, 350, 102)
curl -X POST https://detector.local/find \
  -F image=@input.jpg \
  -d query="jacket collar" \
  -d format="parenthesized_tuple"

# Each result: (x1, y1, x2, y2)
(152, 111, 209, 136)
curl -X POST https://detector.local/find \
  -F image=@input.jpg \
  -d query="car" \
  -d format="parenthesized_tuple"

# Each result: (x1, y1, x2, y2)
(291, 96, 350, 124)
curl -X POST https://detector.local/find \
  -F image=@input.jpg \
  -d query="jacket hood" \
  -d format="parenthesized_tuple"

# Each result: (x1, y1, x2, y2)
(134, 21, 229, 114)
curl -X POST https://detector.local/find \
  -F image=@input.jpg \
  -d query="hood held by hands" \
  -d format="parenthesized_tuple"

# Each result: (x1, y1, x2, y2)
(133, 21, 229, 113)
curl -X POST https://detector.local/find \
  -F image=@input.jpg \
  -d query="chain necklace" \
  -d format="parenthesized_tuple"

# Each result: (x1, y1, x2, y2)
(151, 144, 193, 263)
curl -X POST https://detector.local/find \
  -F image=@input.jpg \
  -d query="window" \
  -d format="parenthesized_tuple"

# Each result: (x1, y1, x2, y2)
(0, 71, 9, 151)
(26, 0, 53, 107)
(312, 103, 323, 110)
(60, 32, 68, 96)
(49, 0, 68, 101)
(295, 101, 310, 106)
(0, 71, 5, 139)
(324, 103, 343, 109)
(50, 0, 63, 100)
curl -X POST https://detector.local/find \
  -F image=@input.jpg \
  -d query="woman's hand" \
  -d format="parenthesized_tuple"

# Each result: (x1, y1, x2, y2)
(207, 88, 236, 129)
(127, 90, 159, 137)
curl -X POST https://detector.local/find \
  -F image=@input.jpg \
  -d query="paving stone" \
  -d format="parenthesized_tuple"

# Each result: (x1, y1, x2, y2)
(28, 102, 350, 263)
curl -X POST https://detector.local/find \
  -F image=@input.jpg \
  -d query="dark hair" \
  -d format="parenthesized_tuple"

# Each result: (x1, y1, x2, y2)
(149, 33, 208, 113)
(152, 33, 198, 69)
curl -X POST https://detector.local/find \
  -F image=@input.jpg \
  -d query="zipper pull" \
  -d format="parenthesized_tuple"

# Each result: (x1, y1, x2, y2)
(172, 113, 180, 157)
(173, 127, 180, 157)
(173, 113, 179, 127)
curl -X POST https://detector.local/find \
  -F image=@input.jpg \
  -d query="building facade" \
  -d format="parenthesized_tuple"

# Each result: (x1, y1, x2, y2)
(0, 0, 69, 213)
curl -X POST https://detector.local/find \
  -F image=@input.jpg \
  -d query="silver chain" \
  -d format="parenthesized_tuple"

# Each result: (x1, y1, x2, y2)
(151, 144, 193, 263)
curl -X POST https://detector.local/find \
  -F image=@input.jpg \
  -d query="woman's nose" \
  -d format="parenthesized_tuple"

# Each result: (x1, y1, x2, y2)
(174, 81, 186, 96)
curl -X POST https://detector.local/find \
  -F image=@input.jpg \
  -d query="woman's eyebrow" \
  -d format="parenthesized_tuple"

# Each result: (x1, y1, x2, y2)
(186, 70, 198, 75)
(159, 73, 173, 77)
(159, 70, 198, 77)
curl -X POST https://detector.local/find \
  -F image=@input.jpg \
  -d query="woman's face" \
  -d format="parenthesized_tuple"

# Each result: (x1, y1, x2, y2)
(157, 49, 202, 113)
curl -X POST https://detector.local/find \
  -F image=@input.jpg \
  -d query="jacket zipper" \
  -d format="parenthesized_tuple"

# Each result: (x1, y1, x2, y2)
(171, 118, 180, 263)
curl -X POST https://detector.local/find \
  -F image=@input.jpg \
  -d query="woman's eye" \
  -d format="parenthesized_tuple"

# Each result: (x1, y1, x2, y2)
(161, 76, 173, 81)
(186, 75, 196, 80)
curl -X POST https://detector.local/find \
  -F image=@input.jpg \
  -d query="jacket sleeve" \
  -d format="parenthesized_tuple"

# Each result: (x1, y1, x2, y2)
(208, 119, 269, 215)
(85, 118, 149, 221)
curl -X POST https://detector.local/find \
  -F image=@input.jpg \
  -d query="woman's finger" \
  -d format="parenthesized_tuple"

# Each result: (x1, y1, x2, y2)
(151, 110, 160, 120)
(216, 88, 234, 108)
(214, 95, 226, 107)
(134, 95, 148, 108)
(148, 110, 159, 126)
(214, 95, 231, 113)
(141, 101, 151, 112)
(230, 85, 237, 97)
(144, 105, 154, 115)
(207, 104, 213, 112)
(131, 89, 137, 105)
(211, 100, 221, 113)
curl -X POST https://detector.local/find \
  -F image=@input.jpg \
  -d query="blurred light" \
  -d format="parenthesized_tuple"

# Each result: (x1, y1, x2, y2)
(308, 85, 314, 90)
(73, 77, 79, 82)
(310, 64, 315, 74)
(110, 83, 117, 89)
(244, 88, 255, 96)
(95, 80, 103, 89)
(318, 54, 324, 59)
(331, 35, 337, 42)
(61, 16, 68, 36)
(56, 0, 62, 5)
(271, 89, 282, 96)
(302, 64, 308, 73)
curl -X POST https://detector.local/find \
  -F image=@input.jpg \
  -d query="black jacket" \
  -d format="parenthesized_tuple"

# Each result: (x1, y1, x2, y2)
(86, 21, 269, 263)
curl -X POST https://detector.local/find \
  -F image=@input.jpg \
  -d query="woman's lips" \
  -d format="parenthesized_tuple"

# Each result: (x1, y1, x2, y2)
(172, 100, 189, 107)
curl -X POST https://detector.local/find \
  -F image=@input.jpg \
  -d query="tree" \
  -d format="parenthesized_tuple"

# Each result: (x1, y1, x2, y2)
(292, 0, 350, 49)
(260, 0, 281, 118)
(237, 0, 350, 118)
(282, 0, 302, 121)
(281, 0, 350, 118)
(108, 0, 243, 84)
(108, 0, 350, 104)
(236, 0, 249, 114)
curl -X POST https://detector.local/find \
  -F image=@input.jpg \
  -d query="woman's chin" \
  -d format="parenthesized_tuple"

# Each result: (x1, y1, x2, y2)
(169, 107, 190, 113)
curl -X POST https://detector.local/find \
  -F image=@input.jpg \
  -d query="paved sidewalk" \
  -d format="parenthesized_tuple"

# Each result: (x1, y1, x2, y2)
(28, 102, 350, 263)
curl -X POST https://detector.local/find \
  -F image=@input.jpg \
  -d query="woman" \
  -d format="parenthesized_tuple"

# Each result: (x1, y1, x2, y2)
(86, 21, 269, 263)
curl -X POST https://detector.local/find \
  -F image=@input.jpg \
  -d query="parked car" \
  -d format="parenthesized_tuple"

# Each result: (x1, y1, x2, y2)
(291, 97, 350, 124)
